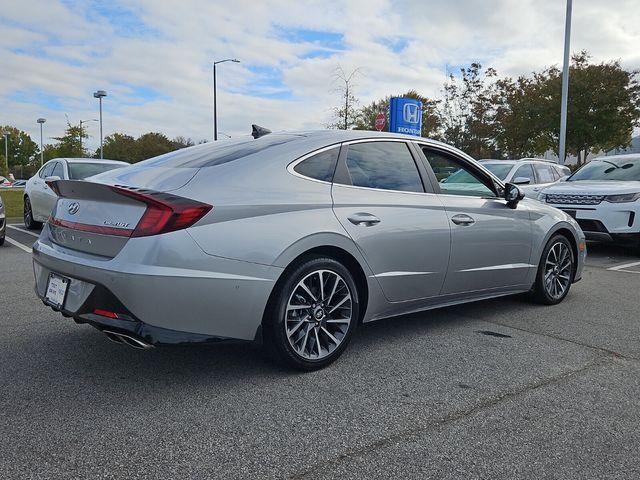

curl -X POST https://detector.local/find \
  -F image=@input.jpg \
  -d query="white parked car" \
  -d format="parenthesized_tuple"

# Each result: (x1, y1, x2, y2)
(479, 158, 571, 199)
(540, 154, 640, 250)
(24, 158, 128, 229)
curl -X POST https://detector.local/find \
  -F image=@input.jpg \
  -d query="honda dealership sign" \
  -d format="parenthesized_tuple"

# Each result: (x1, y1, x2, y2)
(388, 97, 422, 136)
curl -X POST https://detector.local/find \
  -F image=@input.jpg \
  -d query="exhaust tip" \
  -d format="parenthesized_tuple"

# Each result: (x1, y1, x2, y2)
(102, 330, 153, 350)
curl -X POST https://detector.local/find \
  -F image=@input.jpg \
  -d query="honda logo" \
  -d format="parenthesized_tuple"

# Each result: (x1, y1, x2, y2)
(403, 103, 420, 124)
(67, 202, 80, 215)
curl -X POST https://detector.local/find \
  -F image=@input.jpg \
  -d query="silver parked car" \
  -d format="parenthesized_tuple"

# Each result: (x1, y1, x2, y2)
(32, 131, 586, 370)
(24, 158, 129, 229)
(478, 158, 571, 199)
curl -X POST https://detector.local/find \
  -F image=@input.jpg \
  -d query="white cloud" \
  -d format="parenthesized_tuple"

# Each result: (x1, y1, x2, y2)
(1, 0, 639, 153)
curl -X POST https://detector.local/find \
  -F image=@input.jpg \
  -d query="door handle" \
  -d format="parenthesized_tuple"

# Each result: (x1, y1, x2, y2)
(348, 213, 381, 226)
(451, 214, 475, 226)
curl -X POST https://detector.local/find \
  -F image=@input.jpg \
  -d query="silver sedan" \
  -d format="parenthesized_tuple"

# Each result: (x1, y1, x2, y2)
(32, 130, 586, 370)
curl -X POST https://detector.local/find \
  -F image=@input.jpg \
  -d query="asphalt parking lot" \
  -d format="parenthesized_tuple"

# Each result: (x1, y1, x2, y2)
(1, 222, 639, 479)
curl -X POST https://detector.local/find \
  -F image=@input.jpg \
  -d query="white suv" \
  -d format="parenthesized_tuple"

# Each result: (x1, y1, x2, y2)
(540, 154, 640, 249)
(480, 158, 571, 199)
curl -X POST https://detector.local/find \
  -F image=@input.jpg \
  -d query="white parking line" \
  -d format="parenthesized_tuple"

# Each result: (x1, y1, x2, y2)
(8, 225, 40, 238)
(608, 261, 640, 274)
(4, 236, 32, 253)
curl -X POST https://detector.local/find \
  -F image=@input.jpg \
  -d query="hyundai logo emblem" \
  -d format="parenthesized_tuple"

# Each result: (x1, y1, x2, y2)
(67, 202, 80, 215)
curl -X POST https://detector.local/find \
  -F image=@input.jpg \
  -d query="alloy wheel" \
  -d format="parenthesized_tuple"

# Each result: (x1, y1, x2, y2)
(24, 198, 32, 228)
(284, 269, 352, 360)
(543, 242, 573, 299)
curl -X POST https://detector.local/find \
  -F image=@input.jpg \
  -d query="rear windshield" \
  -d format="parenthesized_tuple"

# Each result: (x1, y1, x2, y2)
(68, 163, 127, 180)
(568, 158, 640, 181)
(139, 135, 299, 168)
(481, 163, 513, 180)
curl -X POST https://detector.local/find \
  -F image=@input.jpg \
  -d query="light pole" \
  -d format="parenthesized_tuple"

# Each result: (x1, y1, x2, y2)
(79, 119, 98, 156)
(3, 132, 8, 173)
(558, 0, 572, 164)
(213, 59, 240, 141)
(93, 90, 107, 158)
(37, 118, 46, 167)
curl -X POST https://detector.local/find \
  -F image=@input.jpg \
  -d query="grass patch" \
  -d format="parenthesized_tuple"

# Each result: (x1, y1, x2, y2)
(0, 189, 24, 218)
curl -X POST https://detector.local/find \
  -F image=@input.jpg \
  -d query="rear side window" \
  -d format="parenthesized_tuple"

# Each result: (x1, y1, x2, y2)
(40, 162, 55, 178)
(68, 163, 125, 180)
(534, 164, 555, 183)
(52, 162, 64, 179)
(341, 142, 424, 193)
(293, 148, 339, 182)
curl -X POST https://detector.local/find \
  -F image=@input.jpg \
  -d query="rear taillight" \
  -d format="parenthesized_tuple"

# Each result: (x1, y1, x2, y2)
(110, 185, 212, 237)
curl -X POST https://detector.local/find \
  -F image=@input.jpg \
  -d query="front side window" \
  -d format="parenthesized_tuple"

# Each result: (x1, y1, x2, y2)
(293, 147, 339, 182)
(342, 142, 424, 193)
(422, 148, 495, 198)
(512, 164, 535, 183)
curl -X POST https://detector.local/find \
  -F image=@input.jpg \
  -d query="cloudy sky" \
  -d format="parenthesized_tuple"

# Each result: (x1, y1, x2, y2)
(1, 0, 639, 152)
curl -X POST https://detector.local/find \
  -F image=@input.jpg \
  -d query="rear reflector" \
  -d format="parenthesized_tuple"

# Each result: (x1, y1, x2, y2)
(94, 308, 119, 319)
(110, 186, 212, 237)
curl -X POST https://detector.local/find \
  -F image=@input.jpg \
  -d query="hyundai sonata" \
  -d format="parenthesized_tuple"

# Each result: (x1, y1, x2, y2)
(33, 130, 585, 370)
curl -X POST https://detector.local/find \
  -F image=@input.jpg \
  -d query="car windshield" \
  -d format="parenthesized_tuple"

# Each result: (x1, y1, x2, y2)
(568, 158, 640, 181)
(480, 163, 513, 180)
(68, 163, 126, 180)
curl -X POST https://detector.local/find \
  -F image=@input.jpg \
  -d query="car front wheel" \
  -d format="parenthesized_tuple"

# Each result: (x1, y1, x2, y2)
(531, 234, 575, 305)
(264, 256, 359, 371)
(24, 196, 42, 230)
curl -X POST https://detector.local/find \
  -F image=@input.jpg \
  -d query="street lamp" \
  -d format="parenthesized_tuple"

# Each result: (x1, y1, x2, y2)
(37, 118, 46, 167)
(213, 59, 240, 141)
(558, 0, 572, 164)
(79, 119, 98, 156)
(93, 90, 107, 158)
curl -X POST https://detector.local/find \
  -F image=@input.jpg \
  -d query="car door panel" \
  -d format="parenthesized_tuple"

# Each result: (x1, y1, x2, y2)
(418, 146, 533, 294)
(331, 141, 451, 303)
(333, 186, 450, 302)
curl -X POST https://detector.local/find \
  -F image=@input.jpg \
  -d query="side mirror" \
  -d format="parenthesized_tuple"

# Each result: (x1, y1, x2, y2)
(559, 175, 569, 182)
(504, 183, 524, 208)
(513, 176, 531, 185)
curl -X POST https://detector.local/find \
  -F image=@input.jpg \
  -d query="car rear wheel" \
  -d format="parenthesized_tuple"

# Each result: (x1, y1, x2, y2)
(24, 196, 42, 230)
(264, 256, 359, 371)
(531, 234, 574, 305)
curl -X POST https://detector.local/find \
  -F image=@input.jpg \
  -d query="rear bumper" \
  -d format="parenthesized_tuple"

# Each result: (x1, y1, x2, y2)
(33, 225, 282, 342)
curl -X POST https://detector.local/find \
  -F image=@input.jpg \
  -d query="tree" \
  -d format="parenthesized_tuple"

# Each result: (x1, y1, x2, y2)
(538, 52, 640, 165)
(50, 120, 88, 158)
(354, 90, 441, 138)
(0, 125, 39, 173)
(101, 133, 137, 161)
(133, 132, 175, 161)
(328, 66, 362, 130)
(438, 63, 498, 159)
(491, 76, 551, 158)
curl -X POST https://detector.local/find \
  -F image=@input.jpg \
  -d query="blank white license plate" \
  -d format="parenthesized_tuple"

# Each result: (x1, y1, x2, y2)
(46, 273, 70, 308)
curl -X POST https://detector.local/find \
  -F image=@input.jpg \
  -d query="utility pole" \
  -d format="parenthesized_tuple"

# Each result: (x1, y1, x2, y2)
(558, 0, 572, 165)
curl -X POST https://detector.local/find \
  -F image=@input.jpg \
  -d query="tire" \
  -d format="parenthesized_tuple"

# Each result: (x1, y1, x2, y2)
(530, 234, 575, 305)
(263, 256, 359, 371)
(24, 196, 42, 230)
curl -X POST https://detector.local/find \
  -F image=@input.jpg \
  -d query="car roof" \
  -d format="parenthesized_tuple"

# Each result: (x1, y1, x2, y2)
(58, 158, 128, 165)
